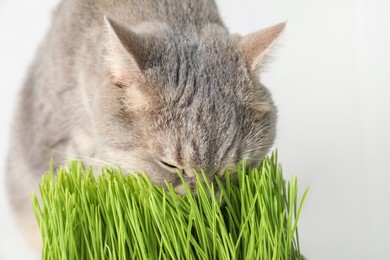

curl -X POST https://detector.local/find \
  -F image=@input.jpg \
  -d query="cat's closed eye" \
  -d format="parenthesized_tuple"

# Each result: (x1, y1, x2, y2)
(159, 160, 196, 178)
(159, 160, 179, 170)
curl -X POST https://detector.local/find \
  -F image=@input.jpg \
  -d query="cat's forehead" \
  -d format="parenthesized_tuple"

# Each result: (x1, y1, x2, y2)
(144, 27, 243, 71)
(139, 27, 255, 132)
(143, 29, 251, 98)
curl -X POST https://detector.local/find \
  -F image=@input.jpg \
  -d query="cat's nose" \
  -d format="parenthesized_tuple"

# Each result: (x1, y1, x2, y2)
(182, 168, 216, 183)
(182, 168, 195, 178)
(174, 169, 216, 195)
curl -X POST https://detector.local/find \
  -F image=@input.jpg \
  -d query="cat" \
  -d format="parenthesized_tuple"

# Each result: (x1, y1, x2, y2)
(6, 0, 284, 252)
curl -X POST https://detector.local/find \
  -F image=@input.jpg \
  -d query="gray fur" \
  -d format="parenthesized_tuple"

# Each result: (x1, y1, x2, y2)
(6, 0, 282, 250)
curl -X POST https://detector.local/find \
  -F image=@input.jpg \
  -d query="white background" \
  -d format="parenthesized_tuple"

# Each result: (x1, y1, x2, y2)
(1, 0, 389, 259)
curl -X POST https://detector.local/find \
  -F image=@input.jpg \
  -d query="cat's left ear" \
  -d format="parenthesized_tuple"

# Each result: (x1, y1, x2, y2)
(238, 22, 286, 72)
(104, 16, 154, 110)
(104, 16, 147, 81)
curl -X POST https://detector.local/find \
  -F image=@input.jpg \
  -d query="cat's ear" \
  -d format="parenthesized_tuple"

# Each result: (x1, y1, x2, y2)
(238, 22, 286, 72)
(104, 16, 152, 110)
(104, 16, 147, 81)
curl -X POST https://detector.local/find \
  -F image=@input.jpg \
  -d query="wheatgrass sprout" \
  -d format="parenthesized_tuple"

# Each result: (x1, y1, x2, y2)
(31, 151, 308, 259)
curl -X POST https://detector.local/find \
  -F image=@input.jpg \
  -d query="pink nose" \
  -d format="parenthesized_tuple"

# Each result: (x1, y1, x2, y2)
(174, 170, 217, 196)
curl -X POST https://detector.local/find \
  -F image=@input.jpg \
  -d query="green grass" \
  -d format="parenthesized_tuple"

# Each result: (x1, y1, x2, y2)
(31, 151, 308, 260)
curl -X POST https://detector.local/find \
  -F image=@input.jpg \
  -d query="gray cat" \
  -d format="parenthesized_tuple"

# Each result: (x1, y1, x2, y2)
(6, 0, 284, 251)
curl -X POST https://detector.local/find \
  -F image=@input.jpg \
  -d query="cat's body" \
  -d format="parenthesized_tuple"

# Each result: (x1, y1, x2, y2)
(6, 0, 283, 251)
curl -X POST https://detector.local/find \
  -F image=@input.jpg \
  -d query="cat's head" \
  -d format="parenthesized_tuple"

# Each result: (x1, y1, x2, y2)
(95, 17, 284, 191)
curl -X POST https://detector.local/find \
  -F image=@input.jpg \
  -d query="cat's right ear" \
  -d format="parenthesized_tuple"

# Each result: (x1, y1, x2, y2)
(238, 22, 286, 72)
(104, 16, 146, 82)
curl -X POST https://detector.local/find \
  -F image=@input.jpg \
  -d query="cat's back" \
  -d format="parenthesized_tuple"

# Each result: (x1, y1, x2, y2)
(45, 0, 225, 70)
(56, 0, 223, 30)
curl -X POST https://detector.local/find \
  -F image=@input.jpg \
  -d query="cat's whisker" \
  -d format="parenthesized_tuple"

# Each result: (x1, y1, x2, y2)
(65, 153, 119, 169)
(248, 122, 277, 139)
(243, 145, 273, 155)
(50, 151, 119, 170)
